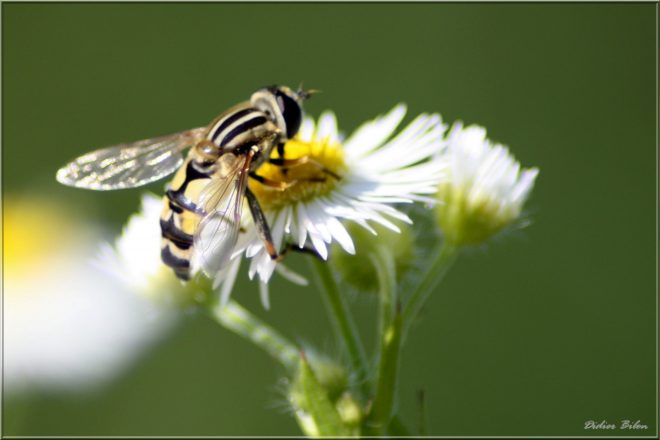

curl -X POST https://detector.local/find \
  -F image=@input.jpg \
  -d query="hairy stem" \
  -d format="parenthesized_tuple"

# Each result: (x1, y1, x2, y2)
(366, 250, 402, 434)
(402, 243, 458, 338)
(372, 250, 397, 345)
(308, 258, 369, 395)
(209, 299, 298, 372)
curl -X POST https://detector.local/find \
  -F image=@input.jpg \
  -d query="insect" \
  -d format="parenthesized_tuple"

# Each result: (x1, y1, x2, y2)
(57, 85, 319, 281)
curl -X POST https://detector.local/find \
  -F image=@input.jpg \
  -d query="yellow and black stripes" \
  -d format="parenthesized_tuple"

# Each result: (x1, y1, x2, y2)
(158, 85, 309, 281)
(159, 158, 212, 280)
(160, 216, 193, 250)
(207, 103, 276, 153)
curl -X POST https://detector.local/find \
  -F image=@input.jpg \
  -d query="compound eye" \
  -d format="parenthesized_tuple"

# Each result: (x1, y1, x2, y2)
(278, 93, 302, 138)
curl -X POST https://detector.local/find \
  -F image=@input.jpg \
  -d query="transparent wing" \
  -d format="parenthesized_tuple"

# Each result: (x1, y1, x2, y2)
(193, 153, 251, 277)
(56, 127, 206, 190)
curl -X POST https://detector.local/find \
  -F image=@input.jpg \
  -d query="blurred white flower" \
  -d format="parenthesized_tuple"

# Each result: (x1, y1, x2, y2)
(436, 122, 539, 246)
(98, 193, 190, 306)
(4, 195, 171, 395)
(221, 105, 447, 306)
(100, 193, 303, 311)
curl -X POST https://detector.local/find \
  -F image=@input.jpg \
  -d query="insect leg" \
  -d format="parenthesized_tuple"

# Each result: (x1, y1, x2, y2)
(245, 187, 278, 259)
(277, 243, 325, 262)
(275, 142, 291, 177)
(245, 186, 323, 263)
(267, 155, 341, 180)
(270, 140, 340, 180)
(249, 171, 329, 190)
(249, 172, 297, 190)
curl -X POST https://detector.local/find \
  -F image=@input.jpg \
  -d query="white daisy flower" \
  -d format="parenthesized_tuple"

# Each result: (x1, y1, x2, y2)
(219, 104, 447, 306)
(4, 195, 170, 395)
(436, 122, 539, 246)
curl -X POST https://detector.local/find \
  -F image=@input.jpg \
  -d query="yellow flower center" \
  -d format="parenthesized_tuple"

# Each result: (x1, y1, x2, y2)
(4, 197, 85, 280)
(249, 137, 347, 211)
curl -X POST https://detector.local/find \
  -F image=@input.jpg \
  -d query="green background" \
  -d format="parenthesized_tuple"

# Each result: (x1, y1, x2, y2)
(3, 3, 656, 436)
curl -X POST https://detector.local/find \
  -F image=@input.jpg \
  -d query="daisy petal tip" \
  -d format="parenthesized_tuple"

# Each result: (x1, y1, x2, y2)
(259, 282, 271, 310)
(219, 291, 230, 308)
(275, 264, 309, 286)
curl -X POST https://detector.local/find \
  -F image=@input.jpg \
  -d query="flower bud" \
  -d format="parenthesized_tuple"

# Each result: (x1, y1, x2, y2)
(335, 391, 364, 429)
(331, 219, 413, 293)
(288, 352, 358, 436)
(436, 123, 539, 246)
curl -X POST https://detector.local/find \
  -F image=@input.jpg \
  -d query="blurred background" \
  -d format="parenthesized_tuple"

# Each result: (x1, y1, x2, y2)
(2, 3, 656, 436)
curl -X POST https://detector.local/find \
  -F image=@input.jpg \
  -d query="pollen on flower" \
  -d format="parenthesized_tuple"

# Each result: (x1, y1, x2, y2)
(249, 137, 347, 211)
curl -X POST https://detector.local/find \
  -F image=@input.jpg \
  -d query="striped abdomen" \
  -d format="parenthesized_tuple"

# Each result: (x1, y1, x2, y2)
(160, 157, 212, 280)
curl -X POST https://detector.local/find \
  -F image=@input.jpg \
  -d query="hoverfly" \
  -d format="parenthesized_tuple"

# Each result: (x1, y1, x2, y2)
(57, 85, 315, 281)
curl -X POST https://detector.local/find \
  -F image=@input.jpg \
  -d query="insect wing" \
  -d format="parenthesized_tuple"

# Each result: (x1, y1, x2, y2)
(56, 127, 206, 190)
(193, 154, 250, 277)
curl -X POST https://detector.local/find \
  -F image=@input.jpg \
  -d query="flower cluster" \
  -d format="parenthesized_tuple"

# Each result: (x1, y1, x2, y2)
(105, 104, 538, 308)
(73, 98, 540, 437)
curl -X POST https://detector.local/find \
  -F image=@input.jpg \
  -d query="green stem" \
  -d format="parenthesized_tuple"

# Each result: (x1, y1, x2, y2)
(388, 415, 412, 436)
(368, 302, 403, 434)
(417, 388, 428, 436)
(402, 243, 458, 338)
(308, 258, 369, 395)
(371, 250, 397, 346)
(364, 248, 402, 434)
(208, 299, 299, 372)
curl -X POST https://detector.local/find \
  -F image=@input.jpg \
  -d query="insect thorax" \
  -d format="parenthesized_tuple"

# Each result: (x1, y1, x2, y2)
(202, 104, 280, 153)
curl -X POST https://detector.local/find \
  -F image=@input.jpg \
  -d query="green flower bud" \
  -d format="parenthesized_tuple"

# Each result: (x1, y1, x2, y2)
(289, 353, 357, 437)
(335, 391, 364, 429)
(331, 219, 413, 293)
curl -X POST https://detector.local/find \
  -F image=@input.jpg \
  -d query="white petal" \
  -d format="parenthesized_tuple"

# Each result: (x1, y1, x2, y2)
(306, 201, 332, 243)
(343, 104, 406, 158)
(309, 231, 329, 260)
(296, 204, 310, 247)
(259, 282, 270, 310)
(257, 257, 277, 284)
(218, 257, 242, 306)
(283, 206, 293, 234)
(275, 264, 309, 286)
(316, 111, 339, 143)
(298, 116, 315, 142)
(325, 216, 355, 255)
(510, 168, 539, 204)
